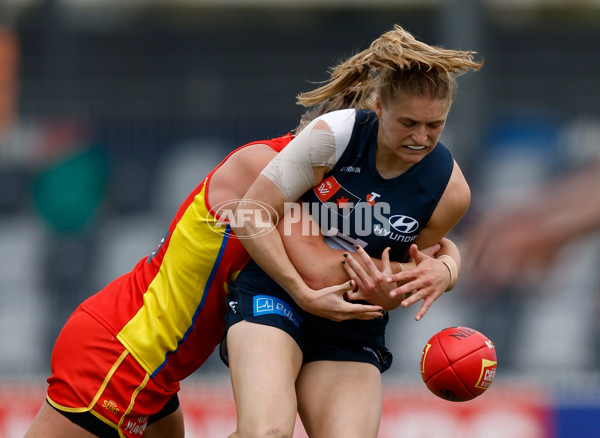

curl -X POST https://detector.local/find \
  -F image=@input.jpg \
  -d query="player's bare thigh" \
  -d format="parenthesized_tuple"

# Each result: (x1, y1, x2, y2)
(227, 321, 303, 436)
(296, 360, 382, 438)
(24, 402, 97, 438)
(144, 406, 184, 438)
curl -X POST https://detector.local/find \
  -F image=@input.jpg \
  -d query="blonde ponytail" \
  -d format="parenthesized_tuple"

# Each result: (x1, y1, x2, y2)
(295, 25, 483, 131)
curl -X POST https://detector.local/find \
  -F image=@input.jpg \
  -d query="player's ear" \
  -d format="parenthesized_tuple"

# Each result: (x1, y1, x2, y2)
(374, 96, 383, 118)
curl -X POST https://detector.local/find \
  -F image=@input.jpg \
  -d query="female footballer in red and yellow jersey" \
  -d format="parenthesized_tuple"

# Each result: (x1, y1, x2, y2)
(27, 135, 294, 438)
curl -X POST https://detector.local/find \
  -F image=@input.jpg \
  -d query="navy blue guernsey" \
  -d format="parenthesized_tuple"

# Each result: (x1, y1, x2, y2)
(232, 108, 453, 291)
(225, 109, 455, 371)
(302, 109, 454, 262)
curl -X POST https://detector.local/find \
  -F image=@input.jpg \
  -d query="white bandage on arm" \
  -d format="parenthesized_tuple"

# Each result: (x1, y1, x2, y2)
(437, 254, 459, 291)
(261, 119, 337, 201)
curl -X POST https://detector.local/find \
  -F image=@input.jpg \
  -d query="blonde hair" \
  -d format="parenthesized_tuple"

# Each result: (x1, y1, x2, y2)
(295, 25, 483, 132)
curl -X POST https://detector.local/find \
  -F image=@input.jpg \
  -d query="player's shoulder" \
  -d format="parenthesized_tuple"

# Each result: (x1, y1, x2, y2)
(226, 144, 278, 173)
(315, 108, 357, 130)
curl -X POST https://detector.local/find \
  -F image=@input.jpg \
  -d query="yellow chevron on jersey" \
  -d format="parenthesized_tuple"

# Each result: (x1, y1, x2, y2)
(78, 135, 293, 386)
(116, 182, 229, 375)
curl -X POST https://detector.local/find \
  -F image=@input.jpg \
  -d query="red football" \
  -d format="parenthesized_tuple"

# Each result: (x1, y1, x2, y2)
(420, 326, 497, 402)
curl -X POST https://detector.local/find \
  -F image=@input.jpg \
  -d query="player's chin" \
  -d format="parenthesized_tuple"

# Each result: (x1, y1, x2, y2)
(400, 146, 429, 161)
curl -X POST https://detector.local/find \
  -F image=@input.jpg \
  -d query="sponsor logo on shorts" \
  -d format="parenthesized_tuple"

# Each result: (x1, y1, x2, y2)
(253, 295, 303, 329)
(362, 346, 381, 364)
(123, 416, 148, 436)
(102, 399, 119, 415)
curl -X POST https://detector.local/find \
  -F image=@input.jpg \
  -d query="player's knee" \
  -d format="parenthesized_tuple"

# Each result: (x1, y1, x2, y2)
(236, 422, 294, 438)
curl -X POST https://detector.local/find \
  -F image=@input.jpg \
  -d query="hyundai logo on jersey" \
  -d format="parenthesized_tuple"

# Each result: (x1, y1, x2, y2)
(388, 215, 420, 234)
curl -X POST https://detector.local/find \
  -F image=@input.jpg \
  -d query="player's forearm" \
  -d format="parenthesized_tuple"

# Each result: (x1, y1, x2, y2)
(237, 227, 312, 306)
(287, 243, 404, 290)
(434, 237, 461, 291)
(231, 201, 313, 309)
(280, 208, 402, 288)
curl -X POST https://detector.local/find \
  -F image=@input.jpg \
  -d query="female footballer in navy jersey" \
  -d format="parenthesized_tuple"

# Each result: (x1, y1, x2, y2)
(223, 25, 482, 438)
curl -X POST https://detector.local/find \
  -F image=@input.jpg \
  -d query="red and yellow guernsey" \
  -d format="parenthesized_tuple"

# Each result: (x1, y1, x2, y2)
(80, 134, 292, 390)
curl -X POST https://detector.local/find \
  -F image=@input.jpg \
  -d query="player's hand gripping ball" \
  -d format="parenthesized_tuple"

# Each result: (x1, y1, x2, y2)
(420, 326, 497, 402)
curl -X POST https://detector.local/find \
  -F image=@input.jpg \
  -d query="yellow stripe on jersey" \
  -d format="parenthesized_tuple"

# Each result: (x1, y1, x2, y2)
(116, 183, 229, 375)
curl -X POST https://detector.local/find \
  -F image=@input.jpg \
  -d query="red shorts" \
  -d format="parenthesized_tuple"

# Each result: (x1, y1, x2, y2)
(47, 308, 180, 437)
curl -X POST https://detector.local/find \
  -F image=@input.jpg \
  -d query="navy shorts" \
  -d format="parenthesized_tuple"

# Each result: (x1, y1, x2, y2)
(221, 263, 393, 373)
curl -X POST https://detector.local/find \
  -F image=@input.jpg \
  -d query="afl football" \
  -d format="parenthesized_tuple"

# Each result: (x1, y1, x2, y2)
(420, 326, 497, 402)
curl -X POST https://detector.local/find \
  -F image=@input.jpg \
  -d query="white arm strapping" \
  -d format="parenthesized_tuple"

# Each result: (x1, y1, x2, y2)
(261, 109, 355, 202)
(437, 254, 458, 291)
